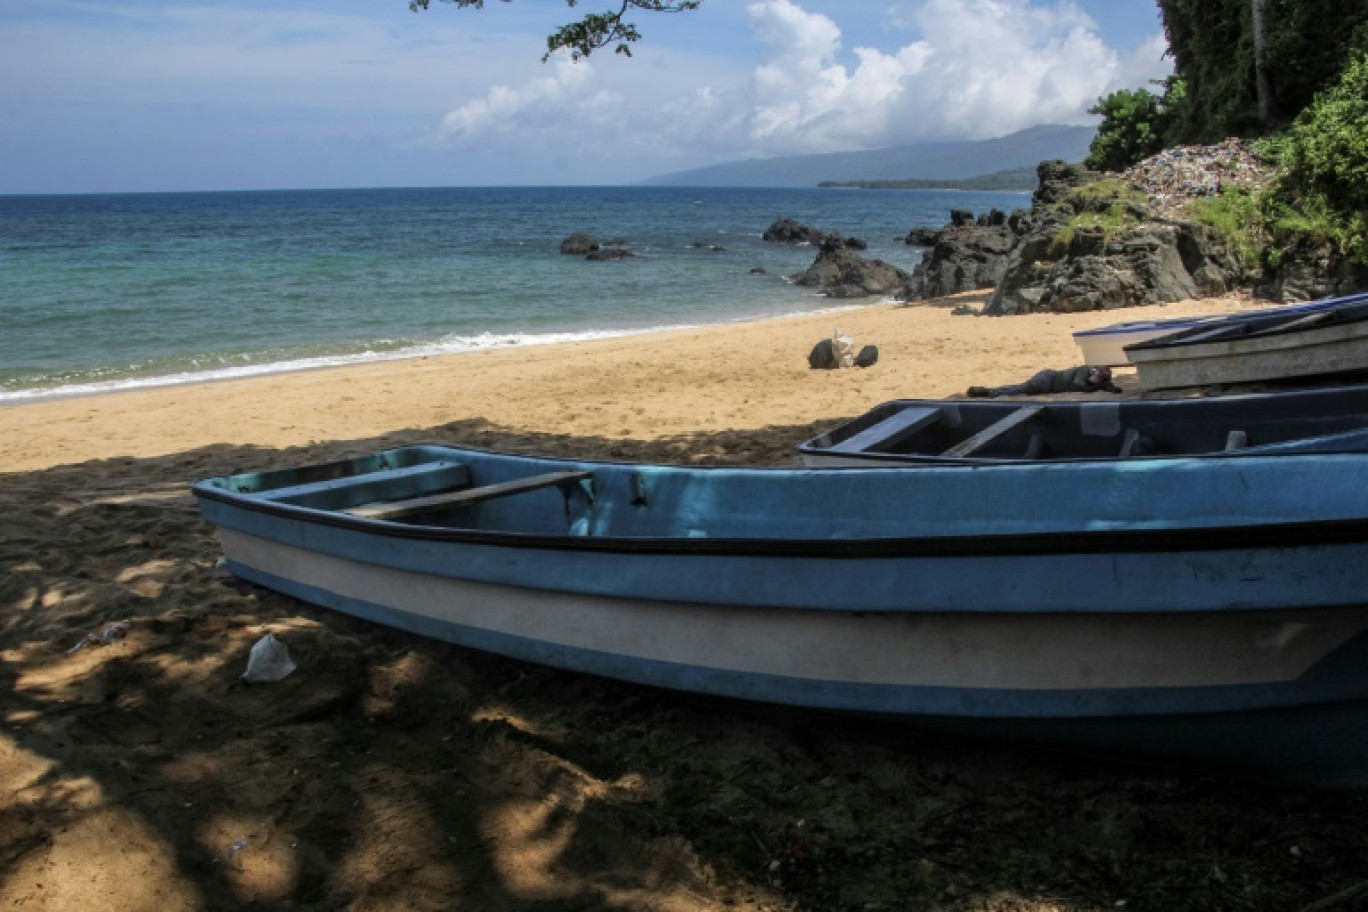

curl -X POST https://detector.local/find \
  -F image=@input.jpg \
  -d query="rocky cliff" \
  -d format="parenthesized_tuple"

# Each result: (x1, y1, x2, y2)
(903, 160, 1245, 314)
(903, 142, 1366, 312)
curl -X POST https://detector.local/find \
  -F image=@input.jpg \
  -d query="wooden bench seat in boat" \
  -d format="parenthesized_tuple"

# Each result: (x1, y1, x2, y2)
(344, 470, 594, 521)
(255, 461, 472, 509)
(940, 405, 1044, 458)
(825, 406, 942, 455)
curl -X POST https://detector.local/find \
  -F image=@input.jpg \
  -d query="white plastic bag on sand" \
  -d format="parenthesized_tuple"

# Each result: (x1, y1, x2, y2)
(241, 633, 296, 683)
(832, 328, 855, 369)
(67, 619, 131, 654)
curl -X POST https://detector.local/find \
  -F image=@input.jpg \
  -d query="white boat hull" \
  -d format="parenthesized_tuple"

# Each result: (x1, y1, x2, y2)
(194, 444, 1368, 785)
(1129, 314, 1368, 389)
(218, 527, 1368, 714)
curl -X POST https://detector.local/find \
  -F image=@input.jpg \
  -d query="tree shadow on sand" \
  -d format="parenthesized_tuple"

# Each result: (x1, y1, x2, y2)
(3, 418, 1368, 911)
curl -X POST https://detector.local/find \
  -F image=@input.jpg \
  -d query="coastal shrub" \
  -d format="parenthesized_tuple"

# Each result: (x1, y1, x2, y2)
(1085, 82, 1181, 172)
(1085, 88, 1162, 172)
(1262, 51, 1368, 264)
(1048, 180, 1149, 256)
(1186, 188, 1265, 268)
(1259, 190, 1348, 270)
(1065, 180, 1149, 214)
(1282, 54, 1368, 210)
(1157, 0, 1368, 142)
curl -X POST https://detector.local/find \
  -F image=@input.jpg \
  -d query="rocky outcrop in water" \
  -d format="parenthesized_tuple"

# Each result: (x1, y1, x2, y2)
(763, 218, 866, 250)
(763, 218, 824, 244)
(561, 232, 635, 261)
(902, 209, 1017, 299)
(560, 233, 599, 255)
(585, 247, 634, 261)
(794, 238, 911, 298)
(902, 228, 939, 247)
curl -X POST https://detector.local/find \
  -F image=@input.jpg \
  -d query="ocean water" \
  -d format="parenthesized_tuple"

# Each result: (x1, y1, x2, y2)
(0, 186, 1029, 403)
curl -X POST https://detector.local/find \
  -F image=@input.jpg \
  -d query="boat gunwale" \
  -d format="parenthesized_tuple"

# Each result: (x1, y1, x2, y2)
(1127, 298, 1368, 355)
(193, 479, 1368, 558)
(1076, 292, 1368, 342)
(795, 442, 1367, 467)
(796, 387, 1368, 466)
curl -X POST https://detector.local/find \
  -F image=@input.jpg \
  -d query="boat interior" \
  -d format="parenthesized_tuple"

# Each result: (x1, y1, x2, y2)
(803, 390, 1368, 463)
(206, 443, 1174, 539)
(196, 414, 1368, 544)
(205, 447, 594, 529)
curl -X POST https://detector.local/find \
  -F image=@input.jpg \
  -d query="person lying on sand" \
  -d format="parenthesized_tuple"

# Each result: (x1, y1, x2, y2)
(966, 365, 1119, 398)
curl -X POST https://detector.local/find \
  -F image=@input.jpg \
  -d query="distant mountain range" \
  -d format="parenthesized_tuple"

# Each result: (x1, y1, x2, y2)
(640, 124, 1095, 188)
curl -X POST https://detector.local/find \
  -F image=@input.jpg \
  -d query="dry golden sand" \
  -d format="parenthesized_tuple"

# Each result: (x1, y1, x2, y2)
(7, 291, 1368, 912)
(0, 292, 1265, 473)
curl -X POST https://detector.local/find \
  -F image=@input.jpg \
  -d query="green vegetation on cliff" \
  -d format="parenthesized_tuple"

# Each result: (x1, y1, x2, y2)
(1185, 189, 1265, 269)
(1261, 52, 1368, 265)
(1156, 0, 1368, 142)
(1085, 81, 1183, 173)
(1089, 3, 1368, 272)
(1049, 181, 1150, 258)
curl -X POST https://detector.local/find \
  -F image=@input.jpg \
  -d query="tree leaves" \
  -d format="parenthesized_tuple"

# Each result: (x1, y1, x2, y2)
(409, 0, 701, 61)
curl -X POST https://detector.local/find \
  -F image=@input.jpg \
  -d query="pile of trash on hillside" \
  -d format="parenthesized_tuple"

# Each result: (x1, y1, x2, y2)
(1121, 138, 1275, 218)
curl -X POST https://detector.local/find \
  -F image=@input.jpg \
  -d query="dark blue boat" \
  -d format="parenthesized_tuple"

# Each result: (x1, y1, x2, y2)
(799, 386, 1368, 466)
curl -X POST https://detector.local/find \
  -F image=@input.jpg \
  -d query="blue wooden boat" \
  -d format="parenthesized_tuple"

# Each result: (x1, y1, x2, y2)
(1073, 291, 1368, 367)
(799, 386, 1368, 467)
(194, 445, 1368, 786)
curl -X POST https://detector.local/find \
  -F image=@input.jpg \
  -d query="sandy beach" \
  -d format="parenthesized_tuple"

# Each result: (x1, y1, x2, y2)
(5, 292, 1368, 912)
(0, 292, 1264, 472)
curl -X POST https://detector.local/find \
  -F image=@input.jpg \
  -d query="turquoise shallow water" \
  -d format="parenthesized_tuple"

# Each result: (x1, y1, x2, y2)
(0, 186, 1029, 402)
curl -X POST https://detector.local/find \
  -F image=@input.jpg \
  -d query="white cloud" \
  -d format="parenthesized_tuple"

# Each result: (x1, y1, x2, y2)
(894, 0, 1118, 136)
(440, 58, 598, 136)
(1116, 30, 1174, 94)
(744, 0, 920, 149)
(431, 0, 1171, 171)
(736, 0, 1157, 149)
(4, 0, 1174, 189)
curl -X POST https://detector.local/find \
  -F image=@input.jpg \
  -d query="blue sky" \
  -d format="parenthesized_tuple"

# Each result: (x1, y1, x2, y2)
(0, 0, 1171, 193)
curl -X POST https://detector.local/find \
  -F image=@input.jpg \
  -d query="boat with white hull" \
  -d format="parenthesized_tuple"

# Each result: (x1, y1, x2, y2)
(1073, 291, 1368, 367)
(195, 444, 1368, 786)
(1127, 295, 1368, 389)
